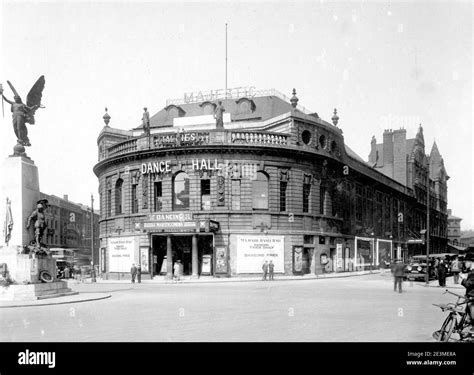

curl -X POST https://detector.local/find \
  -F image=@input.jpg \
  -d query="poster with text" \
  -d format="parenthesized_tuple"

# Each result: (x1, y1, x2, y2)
(236, 235, 284, 273)
(108, 237, 135, 272)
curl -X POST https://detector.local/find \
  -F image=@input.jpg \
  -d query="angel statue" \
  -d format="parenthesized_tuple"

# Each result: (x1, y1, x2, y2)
(0, 76, 45, 147)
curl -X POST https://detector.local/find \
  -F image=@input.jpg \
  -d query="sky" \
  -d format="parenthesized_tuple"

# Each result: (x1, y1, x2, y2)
(1, 0, 473, 229)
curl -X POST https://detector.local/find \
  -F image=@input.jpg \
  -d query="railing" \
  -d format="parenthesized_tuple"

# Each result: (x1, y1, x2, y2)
(231, 131, 289, 146)
(107, 138, 137, 158)
(99, 130, 291, 161)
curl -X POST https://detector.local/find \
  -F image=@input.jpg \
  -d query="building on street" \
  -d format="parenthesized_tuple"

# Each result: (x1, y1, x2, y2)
(93, 87, 449, 280)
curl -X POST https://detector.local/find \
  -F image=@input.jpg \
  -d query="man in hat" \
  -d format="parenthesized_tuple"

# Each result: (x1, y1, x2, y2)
(130, 263, 137, 283)
(460, 261, 474, 336)
(392, 259, 406, 293)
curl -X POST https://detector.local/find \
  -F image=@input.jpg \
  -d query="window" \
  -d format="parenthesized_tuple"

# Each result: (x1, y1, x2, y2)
(154, 182, 163, 212)
(320, 186, 326, 215)
(231, 180, 241, 210)
(201, 179, 211, 210)
(173, 172, 190, 210)
(115, 179, 123, 215)
(252, 172, 269, 210)
(303, 183, 311, 213)
(280, 181, 287, 212)
(131, 184, 138, 213)
(107, 188, 112, 217)
(302, 130, 311, 145)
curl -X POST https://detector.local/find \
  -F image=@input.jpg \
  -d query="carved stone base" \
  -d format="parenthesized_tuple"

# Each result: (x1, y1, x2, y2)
(0, 281, 77, 301)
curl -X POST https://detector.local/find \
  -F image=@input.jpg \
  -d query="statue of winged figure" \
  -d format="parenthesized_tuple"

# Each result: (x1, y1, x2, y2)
(1, 76, 45, 147)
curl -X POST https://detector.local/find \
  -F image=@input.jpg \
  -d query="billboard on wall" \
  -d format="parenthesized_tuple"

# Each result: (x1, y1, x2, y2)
(108, 237, 135, 272)
(236, 235, 284, 273)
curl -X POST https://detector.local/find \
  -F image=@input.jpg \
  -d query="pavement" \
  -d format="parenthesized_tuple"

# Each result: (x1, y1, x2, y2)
(0, 269, 466, 308)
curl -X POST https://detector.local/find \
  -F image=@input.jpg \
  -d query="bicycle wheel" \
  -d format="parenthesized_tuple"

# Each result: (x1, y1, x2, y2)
(439, 314, 456, 342)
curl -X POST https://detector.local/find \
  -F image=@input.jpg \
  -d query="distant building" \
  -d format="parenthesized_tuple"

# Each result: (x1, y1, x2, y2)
(368, 126, 449, 255)
(447, 209, 462, 243)
(39, 193, 100, 267)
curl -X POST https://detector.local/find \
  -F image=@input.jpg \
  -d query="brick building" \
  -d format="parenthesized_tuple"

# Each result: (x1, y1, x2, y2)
(39, 193, 100, 267)
(447, 209, 462, 244)
(93, 87, 449, 280)
(368, 127, 449, 256)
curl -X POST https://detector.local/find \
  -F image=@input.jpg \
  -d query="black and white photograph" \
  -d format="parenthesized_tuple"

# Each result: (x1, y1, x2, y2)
(0, 0, 473, 372)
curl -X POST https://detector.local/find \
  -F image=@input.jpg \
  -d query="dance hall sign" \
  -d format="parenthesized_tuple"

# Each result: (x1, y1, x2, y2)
(236, 235, 284, 274)
(108, 237, 136, 272)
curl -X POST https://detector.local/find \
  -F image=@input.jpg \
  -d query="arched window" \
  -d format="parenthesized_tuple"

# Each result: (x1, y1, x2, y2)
(115, 179, 123, 215)
(252, 171, 269, 209)
(173, 172, 190, 210)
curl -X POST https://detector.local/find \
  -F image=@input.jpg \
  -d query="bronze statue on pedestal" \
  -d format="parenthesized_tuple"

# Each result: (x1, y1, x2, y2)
(1, 76, 45, 149)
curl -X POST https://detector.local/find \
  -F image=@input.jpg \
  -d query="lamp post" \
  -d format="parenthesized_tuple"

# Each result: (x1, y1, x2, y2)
(91, 194, 96, 282)
(425, 174, 430, 286)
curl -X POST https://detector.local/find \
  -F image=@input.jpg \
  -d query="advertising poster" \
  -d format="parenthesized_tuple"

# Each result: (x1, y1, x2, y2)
(293, 246, 303, 273)
(108, 237, 135, 272)
(354, 237, 374, 270)
(215, 247, 227, 274)
(336, 244, 343, 271)
(236, 235, 284, 273)
(140, 247, 149, 272)
(377, 240, 392, 268)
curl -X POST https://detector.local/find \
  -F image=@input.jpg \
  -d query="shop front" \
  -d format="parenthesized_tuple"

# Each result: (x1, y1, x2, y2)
(139, 212, 219, 278)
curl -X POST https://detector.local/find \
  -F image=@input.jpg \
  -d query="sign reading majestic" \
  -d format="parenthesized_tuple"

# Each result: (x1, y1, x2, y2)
(183, 86, 256, 104)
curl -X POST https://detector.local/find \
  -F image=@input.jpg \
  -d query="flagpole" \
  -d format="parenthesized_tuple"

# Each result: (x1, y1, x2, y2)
(225, 23, 228, 99)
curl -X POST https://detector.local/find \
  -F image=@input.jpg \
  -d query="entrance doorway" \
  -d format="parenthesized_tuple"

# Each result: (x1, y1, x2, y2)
(151, 234, 214, 277)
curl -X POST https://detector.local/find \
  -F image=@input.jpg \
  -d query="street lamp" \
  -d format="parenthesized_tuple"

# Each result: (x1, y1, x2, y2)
(425, 172, 430, 286)
(91, 194, 96, 282)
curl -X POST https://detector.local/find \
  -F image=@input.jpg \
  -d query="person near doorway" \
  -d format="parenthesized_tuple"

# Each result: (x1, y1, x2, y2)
(64, 266, 70, 279)
(451, 256, 461, 284)
(174, 260, 182, 281)
(392, 259, 406, 293)
(325, 257, 333, 273)
(437, 259, 447, 287)
(262, 260, 269, 280)
(268, 260, 275, 280)
(137, 264, 142, 284)
(433, 258, 439, 279)
(130, 263, 137, 283)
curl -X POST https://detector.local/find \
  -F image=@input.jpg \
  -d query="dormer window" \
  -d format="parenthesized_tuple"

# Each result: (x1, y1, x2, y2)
(164, 105, 186, 119)
(235, 98, 256, 115)
(200, 101, 216, 115)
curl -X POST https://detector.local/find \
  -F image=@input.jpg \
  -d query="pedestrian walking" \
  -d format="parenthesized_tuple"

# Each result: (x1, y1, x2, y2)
(392, 259, 406, 293)
(64, 266, 70, 279)
(268, 260, 275, 280)
(130, 263, 137, 283)
(137, 264, 142, 284)
(433, 258, 439, 279)
(262, 260, 269, 280)
(460, 261, 474, 336)
(437, 259, 447, 287)
(451, 256, 461, 284)
(173, 260, 182, 281)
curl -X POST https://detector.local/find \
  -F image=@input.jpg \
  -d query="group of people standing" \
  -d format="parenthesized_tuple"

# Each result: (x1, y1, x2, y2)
(130, 264, 142, 283)
(434, 256, 462, 287)
(262, 260, 275, 280)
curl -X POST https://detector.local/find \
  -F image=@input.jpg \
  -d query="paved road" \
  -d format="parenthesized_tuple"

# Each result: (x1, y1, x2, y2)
(0, 274, 464, 342)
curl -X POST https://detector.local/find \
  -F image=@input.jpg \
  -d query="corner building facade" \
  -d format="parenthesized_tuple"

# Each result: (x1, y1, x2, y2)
(93, 88, 448, 280)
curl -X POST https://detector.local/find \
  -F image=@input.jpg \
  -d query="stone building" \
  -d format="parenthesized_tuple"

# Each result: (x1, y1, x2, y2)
(94, 87, 449, 280)
(39, 193, 100, 267)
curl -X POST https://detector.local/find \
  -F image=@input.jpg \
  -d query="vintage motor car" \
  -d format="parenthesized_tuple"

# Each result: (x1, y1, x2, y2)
(405, 255, 437, 281)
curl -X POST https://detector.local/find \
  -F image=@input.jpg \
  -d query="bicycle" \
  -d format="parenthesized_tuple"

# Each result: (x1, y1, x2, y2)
(432, 289, 473, 342)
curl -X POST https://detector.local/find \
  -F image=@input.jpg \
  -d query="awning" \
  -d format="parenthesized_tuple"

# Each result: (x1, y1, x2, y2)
(447, 243, 467, 253)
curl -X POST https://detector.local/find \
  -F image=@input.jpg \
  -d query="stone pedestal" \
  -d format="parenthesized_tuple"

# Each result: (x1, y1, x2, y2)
(0, 281, 77, 301)
(0, 246, 57, 284)
(0, 155, 40, 247)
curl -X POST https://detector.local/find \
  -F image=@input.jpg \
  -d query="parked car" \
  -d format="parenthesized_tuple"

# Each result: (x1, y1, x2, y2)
(405, 255, 437, 281)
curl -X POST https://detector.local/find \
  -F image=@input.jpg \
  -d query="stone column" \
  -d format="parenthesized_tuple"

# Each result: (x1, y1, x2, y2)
(192, 234, 198, 278)
(0, 155, 40, 248)
(166, 235, 173, 280)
